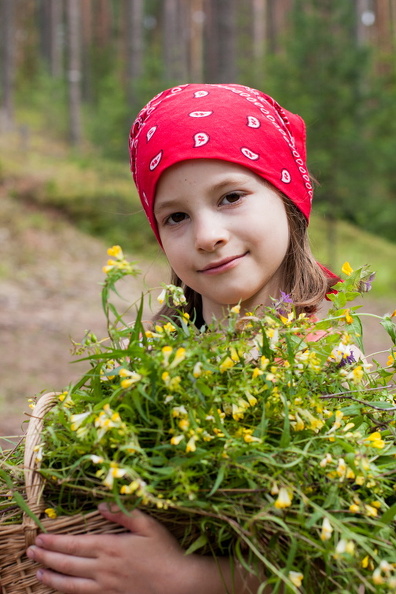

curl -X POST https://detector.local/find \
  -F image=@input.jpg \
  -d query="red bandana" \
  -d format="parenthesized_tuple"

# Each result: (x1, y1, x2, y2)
(129, 84, 313, 244)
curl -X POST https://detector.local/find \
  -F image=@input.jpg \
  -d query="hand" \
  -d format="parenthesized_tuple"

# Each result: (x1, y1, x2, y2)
(26, 505, 260, 594)
(26, 505, 192, 594)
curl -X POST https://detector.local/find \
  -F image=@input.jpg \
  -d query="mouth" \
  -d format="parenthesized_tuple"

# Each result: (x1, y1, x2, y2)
(198, 253, 247, 274)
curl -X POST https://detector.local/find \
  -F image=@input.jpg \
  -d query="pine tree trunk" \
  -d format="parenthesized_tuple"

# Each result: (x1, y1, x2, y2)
(252, 0, 267, 84)
(66, 0, 82, 146)
(216, 0, 237, 82)
(49, 0, 64, 78)
(0, 0, 15, 130)
(163, 0, 189, 82)
(125, 0, 144, 105)
(189, 0, 205, 83)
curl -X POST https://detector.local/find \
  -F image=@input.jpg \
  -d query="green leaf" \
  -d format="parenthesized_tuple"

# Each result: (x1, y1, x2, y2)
(0, 469, 47, 533)
(375, 502, 396, 532)
(279, 397, 290, 448)
(381, 316, 396, 345)
(208, 465, 226, 497)
(184, 533, 209, 555)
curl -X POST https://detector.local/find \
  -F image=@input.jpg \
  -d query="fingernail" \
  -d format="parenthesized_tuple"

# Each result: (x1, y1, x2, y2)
(27, 546, 36, 559)
(37, 569, 44, 581)
(36, 536, 44, 547)
(98, 502, 109, 512)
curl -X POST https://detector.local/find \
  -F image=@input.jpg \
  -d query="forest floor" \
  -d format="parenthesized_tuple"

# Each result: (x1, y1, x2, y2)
(0, 189, 166, 440)
(0, 185, 394, 441)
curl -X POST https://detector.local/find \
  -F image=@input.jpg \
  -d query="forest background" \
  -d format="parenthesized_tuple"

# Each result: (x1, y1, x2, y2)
(0, 0, 395, 436)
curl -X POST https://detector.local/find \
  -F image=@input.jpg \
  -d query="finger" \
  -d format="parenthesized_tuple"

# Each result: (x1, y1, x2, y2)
(33, 533, 99, 558)
(36, 567, 97, 594)
(98, 504, 160, 536)
(27, 545, 96, 579)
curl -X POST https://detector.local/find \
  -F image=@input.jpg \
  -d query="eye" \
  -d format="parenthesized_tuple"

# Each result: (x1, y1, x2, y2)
(165, 212, 188, 225)
(221, 191, 244, 205)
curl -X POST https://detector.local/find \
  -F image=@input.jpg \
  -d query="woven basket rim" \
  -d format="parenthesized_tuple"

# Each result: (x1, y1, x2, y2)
(22, 392, 58, 545)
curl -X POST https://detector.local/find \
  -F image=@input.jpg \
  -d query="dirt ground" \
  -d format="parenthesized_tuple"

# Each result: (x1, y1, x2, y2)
(0, 195, 394, 439)
(0, 196, 167, 438)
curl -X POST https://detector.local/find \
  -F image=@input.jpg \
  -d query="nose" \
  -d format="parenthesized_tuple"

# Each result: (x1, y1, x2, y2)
(194, 213, 230, 252)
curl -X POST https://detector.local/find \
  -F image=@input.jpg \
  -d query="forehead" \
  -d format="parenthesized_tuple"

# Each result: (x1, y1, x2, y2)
(155, 159, 260, 197)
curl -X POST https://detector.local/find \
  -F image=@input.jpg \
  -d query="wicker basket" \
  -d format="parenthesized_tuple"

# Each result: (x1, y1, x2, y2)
(0, 393, 127, 594)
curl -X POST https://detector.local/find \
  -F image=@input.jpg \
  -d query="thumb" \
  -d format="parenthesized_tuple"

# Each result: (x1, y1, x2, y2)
(98, 503, 156, 536)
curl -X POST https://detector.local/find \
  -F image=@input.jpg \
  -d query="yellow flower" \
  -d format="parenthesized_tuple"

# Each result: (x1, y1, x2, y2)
(288, 571, 303, 588)
(242, 429, 261, 444)
(335, 539, 355, 556)
(162, 346, 173, 365)
(44, 508, 57, 519)
(363, 431, 385, 449)
(120, 480, 140, 495)
(319, 453, 333, 468)
(343, 309, 353, 324)
(364, 504, 378, 518)
(163, 322, 176, 333)
(274, 487, 293, 509)
(230, 304, 240, 314)
(119, 369, 141, 389)
(157, 288, 167, 304)
(178, 419, 190, 431)
(245, 392, 258, 407)
(172, 405, 188, 417)
(107, 245, 123, 259)
(372, 567, 384, 585)
(387, 354, 395, 367)
(169, 347, 186, 368)
(349, 504, 360, 513)
(193, 362, 202, 377)
(229, 346, 240, 362)
(70, 411, 91, 432)
(252, 367, 263, 379)
(90, 455, 104, 464)
(103, 462, 127, 489)
(219, 357, 235, 373)
(170, 434, 184, 446)
(361, 555, 373, 570)
(320, 517, 333, 541)
(342, 261, 353, 276)
(186, 436, 197, 453)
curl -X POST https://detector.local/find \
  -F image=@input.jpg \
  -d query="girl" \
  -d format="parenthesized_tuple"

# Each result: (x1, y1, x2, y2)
(26, 83, 338, 593)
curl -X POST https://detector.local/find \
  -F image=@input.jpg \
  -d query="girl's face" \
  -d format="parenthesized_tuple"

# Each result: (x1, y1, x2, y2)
(154, 159, 289, 322)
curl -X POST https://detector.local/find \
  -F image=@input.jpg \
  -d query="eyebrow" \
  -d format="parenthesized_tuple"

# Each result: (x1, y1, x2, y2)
(154, 173, 252, 215)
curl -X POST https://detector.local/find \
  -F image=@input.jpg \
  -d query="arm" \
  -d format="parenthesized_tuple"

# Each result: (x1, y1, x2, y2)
(26, 506, 263, 594)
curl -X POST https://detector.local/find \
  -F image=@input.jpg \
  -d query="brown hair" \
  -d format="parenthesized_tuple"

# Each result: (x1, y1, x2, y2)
(152, 195, 335, 324)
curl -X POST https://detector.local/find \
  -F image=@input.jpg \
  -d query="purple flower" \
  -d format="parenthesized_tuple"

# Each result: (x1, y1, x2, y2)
(274, 291, 293, 316)
(359, 272, 376, 293)
(280, 291, 293, 303)
(337, 351, 356, 368)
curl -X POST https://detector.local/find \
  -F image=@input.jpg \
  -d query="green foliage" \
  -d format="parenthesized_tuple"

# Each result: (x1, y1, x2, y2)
(262, 0, 396, 244)
(3, 251, 395, 591)
(14, 64, 68, 140)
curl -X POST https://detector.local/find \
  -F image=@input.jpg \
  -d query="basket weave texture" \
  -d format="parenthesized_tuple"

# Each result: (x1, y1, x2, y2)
(0, 393, 127, 594)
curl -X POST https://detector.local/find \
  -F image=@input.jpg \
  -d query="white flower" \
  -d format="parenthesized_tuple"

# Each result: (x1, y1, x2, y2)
(320, 517, 333, 541)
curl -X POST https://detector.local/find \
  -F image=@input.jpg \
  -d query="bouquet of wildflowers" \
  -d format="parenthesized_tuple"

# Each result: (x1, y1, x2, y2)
(2, 247, 396, 593)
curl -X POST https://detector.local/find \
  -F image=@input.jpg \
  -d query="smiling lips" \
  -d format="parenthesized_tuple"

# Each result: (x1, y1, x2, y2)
(199, 253, 247, 274)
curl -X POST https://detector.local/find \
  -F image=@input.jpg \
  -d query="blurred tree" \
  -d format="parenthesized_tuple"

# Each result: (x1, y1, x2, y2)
(0, 0, 16, 129)
(205, 0, 238, 82)
(125, 0, 144, 104)
(66, 0, 82, 146)
(189, 0, 205, 83)
(37, 0, 64, 78)
(163, 0, 189, 82)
